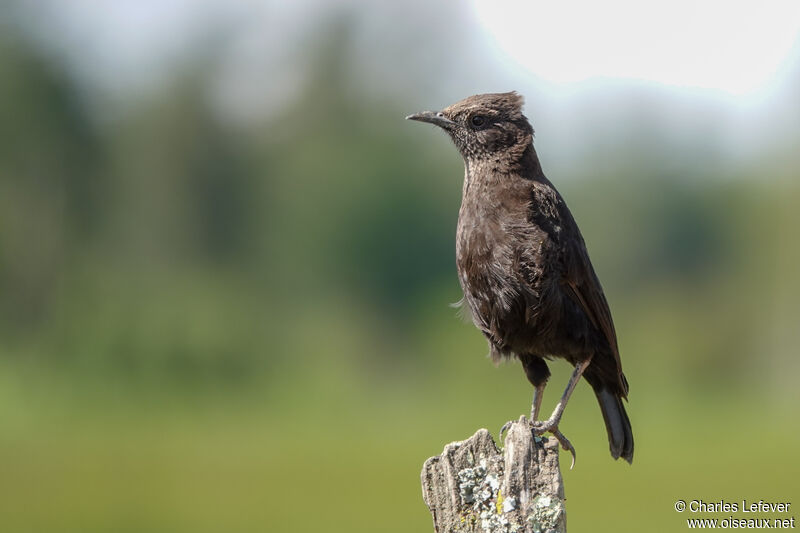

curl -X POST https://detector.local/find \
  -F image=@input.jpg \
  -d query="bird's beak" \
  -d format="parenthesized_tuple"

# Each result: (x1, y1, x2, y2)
(406, 110, 457, 130)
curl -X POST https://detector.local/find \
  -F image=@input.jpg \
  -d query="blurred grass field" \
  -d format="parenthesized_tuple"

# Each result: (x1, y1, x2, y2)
(0, 276, 798, 532)
(0, 357, 797, 532)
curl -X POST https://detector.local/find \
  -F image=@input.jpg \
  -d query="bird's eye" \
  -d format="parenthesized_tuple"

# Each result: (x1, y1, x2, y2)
(470, 115, 486, 128)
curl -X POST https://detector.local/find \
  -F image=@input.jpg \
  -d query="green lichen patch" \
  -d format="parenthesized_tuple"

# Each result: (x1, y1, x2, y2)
(527, 494, 566, 533)
(456, 458, 524, 532)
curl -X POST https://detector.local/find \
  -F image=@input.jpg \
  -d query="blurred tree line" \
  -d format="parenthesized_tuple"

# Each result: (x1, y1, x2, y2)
(0, 16, 798, 401)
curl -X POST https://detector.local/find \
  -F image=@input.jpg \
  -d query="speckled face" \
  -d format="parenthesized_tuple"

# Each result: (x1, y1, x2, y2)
(438, 92, 534, 162)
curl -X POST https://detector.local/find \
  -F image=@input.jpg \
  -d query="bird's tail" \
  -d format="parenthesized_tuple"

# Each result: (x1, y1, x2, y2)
(587, 378, 634, 463)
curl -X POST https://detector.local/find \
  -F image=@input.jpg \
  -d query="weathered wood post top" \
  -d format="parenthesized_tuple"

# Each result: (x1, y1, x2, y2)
(421, 417, 566, 533)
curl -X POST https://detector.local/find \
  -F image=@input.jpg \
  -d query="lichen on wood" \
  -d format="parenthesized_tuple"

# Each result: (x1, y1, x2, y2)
(421, 416, 566, 533)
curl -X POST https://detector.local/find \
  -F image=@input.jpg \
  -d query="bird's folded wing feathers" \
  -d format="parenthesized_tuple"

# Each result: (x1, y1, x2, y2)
(563, 241, 626, 394)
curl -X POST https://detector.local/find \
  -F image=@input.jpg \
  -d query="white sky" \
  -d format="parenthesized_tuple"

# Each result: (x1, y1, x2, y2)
(472, 0, 800, 95)
(24, 0, 800, 101)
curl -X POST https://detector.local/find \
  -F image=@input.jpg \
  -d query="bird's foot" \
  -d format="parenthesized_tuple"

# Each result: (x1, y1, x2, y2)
(500, 417, 577, 468)
(499, 414, 533, 443)
(532, 419, 577, 469)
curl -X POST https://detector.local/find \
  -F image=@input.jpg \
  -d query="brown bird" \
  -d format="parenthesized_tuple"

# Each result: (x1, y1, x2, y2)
(407, 92, 633, 464)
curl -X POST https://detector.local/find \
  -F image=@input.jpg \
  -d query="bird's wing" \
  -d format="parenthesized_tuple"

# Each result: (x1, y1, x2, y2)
(524, 178, 626, 393)
(563, 245, 618, 355)
(562, 235, 627, 395)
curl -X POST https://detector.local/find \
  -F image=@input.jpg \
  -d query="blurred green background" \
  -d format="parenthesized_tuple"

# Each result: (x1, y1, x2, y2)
(1, 2, 798, 532)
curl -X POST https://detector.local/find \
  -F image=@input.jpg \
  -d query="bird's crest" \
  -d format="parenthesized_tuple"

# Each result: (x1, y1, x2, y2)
(444, 91, 525, 120)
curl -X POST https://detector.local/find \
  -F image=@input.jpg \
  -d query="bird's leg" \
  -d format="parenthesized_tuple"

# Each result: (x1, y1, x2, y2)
(532, 358, 592, 468)
(534, 358, 591, 431)
(501, 383, 545, 442)
(502, 356, 550, 441)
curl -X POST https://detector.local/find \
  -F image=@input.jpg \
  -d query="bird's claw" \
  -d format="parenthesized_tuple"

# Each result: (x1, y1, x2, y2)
(531, 421, 577, 469)
(499, 420, 514, 442)
(500, 415, 532, 443)
(551, 428, 577, 469)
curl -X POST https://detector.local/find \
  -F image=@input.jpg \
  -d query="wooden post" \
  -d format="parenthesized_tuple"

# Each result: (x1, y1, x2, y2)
(421, 416, 566, 533)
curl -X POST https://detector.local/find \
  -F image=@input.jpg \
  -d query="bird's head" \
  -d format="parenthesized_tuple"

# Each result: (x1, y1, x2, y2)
(407, 91, 534, 166)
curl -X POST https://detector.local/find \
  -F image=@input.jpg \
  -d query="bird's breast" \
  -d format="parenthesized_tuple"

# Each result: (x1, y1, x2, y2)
(454, 179, 562, 354)
(456, 207, 532, 343)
